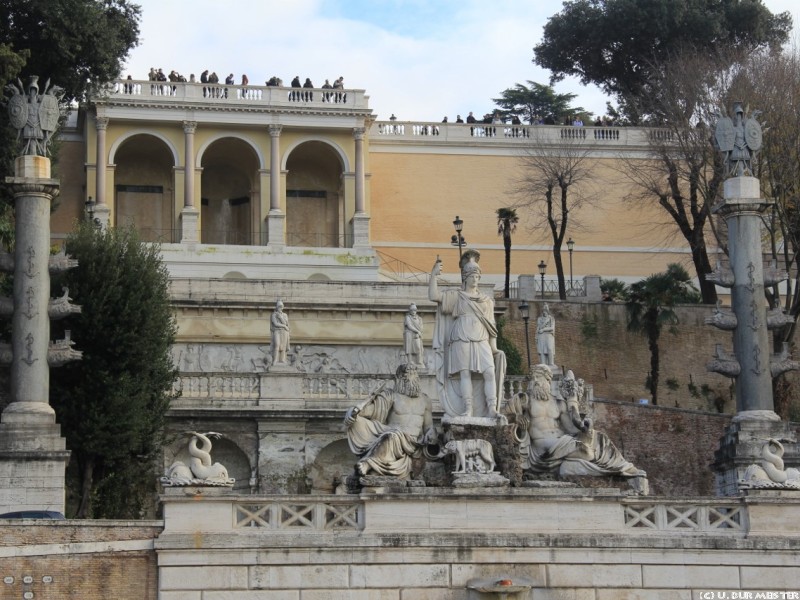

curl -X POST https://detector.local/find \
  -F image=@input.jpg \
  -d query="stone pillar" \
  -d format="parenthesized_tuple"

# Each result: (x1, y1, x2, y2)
(180, 121, 200, 244)
(351, 127, 370, 249)
(93, 116, 111, 228)
(266, 125, 285, 250)
(715, 176, 776, 419)
(0, 156, 70, 514)
(710, 176, 800, 496)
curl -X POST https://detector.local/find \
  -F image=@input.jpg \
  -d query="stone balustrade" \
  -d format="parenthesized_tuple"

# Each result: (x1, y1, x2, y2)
(107, 79, 369, 110)
(372, 120, 670, 148)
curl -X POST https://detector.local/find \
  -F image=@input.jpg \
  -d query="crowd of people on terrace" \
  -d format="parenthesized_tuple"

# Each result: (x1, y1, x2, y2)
(127, 69, 347, 102)
(127, 70, 622, 127)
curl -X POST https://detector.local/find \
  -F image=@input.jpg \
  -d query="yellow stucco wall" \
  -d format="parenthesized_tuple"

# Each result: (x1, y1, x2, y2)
(368, 151, 702, 282)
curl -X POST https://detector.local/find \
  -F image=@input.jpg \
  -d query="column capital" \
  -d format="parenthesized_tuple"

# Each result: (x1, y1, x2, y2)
(268, 124, 283, 137)
(353, 127, 366, 141)
(95, 116, 110, 130)
(183, 120, 198, 134)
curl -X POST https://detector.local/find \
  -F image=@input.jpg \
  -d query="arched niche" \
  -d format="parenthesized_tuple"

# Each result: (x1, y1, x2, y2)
(113, 134, 176, 241)
(285, 141, 345, 248)
(308, 439, 356, 494)
(200, 138, 260, 245)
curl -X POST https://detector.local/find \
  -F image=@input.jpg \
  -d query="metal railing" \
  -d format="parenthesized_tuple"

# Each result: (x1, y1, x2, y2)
(376, 250, 430, 283)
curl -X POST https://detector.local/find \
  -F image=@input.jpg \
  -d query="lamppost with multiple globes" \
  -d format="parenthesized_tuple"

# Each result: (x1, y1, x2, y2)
(451, 215, 466, 259)
(519, 300, 531, 372)
(538, 260, 547, 299)
(567, 237, 575, 292)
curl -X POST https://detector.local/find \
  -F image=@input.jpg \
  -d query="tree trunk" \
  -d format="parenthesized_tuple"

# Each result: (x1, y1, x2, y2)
(76, 457, 95, 518)
(503, 232, 512, 298)
(647, 313, 660, 405)
(691, 228, 718, 304)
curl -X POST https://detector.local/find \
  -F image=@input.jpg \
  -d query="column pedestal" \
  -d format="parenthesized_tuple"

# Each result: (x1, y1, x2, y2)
(180, 206, 200, 244)
(713, 418, 799, 496)
(267, 210, 286, 251)
(351, 213, 370, 250)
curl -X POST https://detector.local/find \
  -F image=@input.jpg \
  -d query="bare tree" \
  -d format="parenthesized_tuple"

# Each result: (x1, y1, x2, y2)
(617, 50, 744, 305)
(512, 130, 596, 300)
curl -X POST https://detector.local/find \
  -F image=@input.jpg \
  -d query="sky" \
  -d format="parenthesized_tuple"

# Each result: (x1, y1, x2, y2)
(122, 0, 800, 123)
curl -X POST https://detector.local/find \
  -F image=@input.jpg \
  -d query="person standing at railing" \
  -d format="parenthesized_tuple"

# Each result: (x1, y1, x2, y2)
(241, 74, 249, 99)
(303, 77, 314, 101)
(290, 75, 301, 101)
(333, 76, 344, 102)
(456, 115, 464, 123)
(321, 78, 332, 101)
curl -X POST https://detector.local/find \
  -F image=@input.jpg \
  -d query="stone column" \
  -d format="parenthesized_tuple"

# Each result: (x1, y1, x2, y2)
(0, 156, 70, 514)
(351, 127, 370, 249)
(715, 176, 775, 419)
(93, 116, 111, 228)
(710, 176, 800, 496)
(266, 125, 285, 250)
(180, 121, 200, 243)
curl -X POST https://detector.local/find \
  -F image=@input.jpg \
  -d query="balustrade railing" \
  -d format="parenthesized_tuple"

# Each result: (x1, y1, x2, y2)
(286, 231, 353, 248)
(235, 498, 362, 530)
(622, 501, 746, 533)
(372, 120, 658, 149)
(107, 79, 365, 109)
(303, 374, 388, 399)
(174, 373, 260, 400)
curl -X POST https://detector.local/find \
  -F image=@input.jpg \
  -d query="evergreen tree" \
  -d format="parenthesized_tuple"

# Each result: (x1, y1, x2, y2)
(492, 80, 580, 124)
(50, 223, 177, 518)
(496, 207, 519, 298)
(626, 263, 700, 405)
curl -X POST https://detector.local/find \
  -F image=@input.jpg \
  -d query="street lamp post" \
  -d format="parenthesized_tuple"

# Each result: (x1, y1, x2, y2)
(567, 237, 575, 293)
(538, 260, 547, 299)
(451, 215, 465, 259)
(519, 300, 530, 372)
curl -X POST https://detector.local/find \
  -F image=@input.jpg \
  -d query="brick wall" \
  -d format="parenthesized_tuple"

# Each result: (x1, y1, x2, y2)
(500, 299, 777, 413)
(591, 399, 730, 496)
(0, 522, 160, 600)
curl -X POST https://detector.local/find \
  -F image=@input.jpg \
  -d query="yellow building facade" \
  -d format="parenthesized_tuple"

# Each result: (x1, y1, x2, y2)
(51, 78, 707, 289)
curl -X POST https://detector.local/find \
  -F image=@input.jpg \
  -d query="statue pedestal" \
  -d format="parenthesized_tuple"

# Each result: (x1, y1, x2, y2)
(0, 419, 70, 514)
(712, 418, 800, 496)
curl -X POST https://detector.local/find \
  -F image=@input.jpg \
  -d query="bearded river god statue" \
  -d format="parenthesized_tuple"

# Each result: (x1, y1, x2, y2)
(344, 364, 438, 480)
(508, 365, 648, 494)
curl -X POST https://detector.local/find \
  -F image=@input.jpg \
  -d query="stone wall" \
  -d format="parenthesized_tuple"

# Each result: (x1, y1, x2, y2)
(500, 300, 755, 413)
(591, 399, 731, 496)
(0, 521, 160, 599)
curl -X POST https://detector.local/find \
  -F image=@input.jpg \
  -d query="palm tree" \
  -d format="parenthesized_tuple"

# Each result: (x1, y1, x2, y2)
(626, 263, 701, 405)
(496, 207, 519, 298)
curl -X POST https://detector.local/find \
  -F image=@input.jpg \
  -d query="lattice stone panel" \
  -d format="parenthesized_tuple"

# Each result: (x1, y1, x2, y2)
(235, 501, 362, 530)
(623, 503, 745, 532)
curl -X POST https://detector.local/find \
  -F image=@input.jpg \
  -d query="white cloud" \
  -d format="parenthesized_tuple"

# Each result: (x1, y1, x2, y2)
(123, 0, 798, 121)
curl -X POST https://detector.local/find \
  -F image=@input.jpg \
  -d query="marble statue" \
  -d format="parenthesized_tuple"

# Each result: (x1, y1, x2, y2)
(739, 438, 800, 490)
(444, 438, 496, 474)
(403, 303, 425, 368)
(536, 303, 555, 366)
(344, 364, 437, 478)
(509, 365, 647, 482)
(270, 299, 291, 365)
(714, 101, 762, 178)
(429, 250, 506, 419)
(5, 75, 64, 157)
(161, 432, 235, 486)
